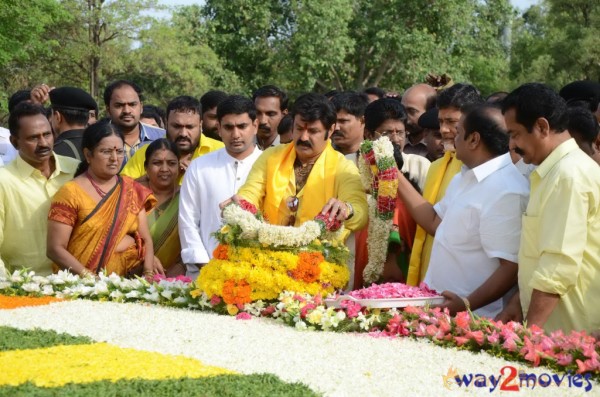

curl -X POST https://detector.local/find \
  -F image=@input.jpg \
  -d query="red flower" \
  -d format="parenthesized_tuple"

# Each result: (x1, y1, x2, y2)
(378, 167, 398, 181)
(314, 212, 342, 232)
(238, 199, 258, 215)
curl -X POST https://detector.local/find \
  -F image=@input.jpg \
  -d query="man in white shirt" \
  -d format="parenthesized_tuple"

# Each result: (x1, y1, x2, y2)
(179, 95, 262, 280)
(396, 104, 529, 318)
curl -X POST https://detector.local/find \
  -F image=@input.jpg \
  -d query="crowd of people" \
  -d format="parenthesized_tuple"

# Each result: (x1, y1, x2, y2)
(0, 77, 599, 336)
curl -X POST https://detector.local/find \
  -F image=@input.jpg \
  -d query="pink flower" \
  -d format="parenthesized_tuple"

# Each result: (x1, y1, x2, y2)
(235, 312, 252, 320)
(466, 330, 485, 346)
(340, 300, 362, 319)
(426, 324, 439, 337)
(487, 331, 500, 345)
(556, 353, 573, 366)
(454, 336, 470, 346)
(520, 336, 541, 366)
(300, 303, 316, 319)
(455, 312, 471, 331)
(261, 305, 276, 316)
(175, 275, 192, 283)
(502, 337, 519, 352)
(209, 295, 222, 306)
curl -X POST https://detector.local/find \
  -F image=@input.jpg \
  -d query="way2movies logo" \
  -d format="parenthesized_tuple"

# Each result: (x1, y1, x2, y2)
(442, 365, 593, 392)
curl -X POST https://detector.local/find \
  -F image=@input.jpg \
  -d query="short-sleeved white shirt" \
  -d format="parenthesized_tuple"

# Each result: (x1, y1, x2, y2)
(424, 153, 529, 318)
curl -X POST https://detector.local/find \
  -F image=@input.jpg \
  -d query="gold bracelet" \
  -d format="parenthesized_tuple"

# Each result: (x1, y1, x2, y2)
(461, 296, 471, 312)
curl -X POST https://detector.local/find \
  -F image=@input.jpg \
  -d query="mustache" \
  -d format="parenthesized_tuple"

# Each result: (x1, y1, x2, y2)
(258, 124, 270, 131)
(514, 147, 525, 156)
(35, 146, 51, 154)
(296, 139, 312, 148)
(176, 137, 191, 143)
(331, 130, 342, 137)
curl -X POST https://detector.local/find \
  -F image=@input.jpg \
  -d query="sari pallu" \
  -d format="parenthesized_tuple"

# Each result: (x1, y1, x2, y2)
(148, 192, 181, 270)
(49, 176, 156, 276)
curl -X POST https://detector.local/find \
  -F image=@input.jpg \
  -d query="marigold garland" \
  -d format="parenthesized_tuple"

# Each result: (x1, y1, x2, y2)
(359, 137, 399, 284)
(213, 244, 229, 260)
(222, 279, 252, 305)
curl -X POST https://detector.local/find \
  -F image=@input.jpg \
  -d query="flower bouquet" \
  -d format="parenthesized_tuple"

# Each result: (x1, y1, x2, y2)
(195, 201, 351, 304)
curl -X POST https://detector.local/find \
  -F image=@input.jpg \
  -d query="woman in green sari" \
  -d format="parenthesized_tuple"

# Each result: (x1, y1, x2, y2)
(137, 139, 185, 276)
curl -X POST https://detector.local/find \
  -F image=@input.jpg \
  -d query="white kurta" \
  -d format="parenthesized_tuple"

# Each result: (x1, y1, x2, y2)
(0, 127, 17, 167)
(179, 146, 262, 280)
(424, 153, 529, 318)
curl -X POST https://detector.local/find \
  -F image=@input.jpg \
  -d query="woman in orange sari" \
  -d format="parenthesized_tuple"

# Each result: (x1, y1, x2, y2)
(47, 121, 164, 278)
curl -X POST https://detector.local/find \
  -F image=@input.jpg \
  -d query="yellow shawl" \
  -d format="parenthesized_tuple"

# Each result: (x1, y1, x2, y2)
(406, 151, 463, 285)
(264, 141, 339, 225)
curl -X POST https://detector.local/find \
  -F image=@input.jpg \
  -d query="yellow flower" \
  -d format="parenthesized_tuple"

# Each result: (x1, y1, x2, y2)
(190, 289, 203, 298)
(0, 343, 233, 387)
(306, 310, 323, 325)
(226, 304, 239, 315)
(378, 179, 398, 198)
(220, 225, 231, 234)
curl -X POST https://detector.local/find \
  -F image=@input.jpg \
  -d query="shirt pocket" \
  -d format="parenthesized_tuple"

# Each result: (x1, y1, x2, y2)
(444, 207, 479, 248)
(520, 214, 539, 259)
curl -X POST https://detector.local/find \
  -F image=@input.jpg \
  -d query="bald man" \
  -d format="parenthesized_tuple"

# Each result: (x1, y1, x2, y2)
(401, 84, 437, 157)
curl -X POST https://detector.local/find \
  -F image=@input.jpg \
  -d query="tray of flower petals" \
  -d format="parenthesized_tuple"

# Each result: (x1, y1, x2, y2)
(325, 282, 445, 309)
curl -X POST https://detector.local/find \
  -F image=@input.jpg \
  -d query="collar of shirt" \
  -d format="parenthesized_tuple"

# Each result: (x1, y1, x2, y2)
(14, 152, 72, 180)
(461, 152, 513, 183)
(533, 138, 578, 179)
(194, 133, 225, 158)
(139, 122, 166, 142)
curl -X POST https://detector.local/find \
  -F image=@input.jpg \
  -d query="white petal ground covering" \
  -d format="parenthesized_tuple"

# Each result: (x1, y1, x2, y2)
(1, 300, 595, 396)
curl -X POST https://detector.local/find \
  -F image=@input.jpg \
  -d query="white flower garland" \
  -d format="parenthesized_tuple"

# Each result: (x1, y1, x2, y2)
(222, 201, 345, 247)
(360, 137, 397, 284)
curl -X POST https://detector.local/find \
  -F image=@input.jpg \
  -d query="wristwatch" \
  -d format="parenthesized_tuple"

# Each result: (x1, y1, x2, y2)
(345, 202, 354, 220)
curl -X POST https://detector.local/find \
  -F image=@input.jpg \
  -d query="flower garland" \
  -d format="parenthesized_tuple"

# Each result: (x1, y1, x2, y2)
(214, 202, 347, 259)
(2, 269, 600, 380)
(358, 137, 399, 284)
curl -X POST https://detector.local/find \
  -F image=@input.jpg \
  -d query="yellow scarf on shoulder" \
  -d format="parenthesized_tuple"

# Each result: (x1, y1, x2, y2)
(406, 151, 461, 285)
(263, 141, 338, 225)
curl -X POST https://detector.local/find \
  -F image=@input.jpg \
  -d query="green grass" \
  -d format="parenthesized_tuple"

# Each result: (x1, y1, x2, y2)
(0, 326, 92, 351)
(0, 375, 321, 397)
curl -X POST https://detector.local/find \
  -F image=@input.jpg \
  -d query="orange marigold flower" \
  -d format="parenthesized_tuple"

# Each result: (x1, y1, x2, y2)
(221, 279, 252, 306)
(213, 244, 229, 260)
(0, 295, 63, 310)
(290, 252, 324, 283)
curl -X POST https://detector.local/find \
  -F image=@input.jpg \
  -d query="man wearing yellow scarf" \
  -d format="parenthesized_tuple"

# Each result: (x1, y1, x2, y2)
(233, 93, 368, 238)
(406, 84, 484, 285)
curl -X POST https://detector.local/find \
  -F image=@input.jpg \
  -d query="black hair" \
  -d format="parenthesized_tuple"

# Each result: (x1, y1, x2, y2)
(142, 105, 166, 128)
(502, 83, 568, 133)
(324, 89, 339, 100)
(290, 93, 337, 136)
(103, 80, 144, 107)
(217, 95, 256, 122)
(51, 107, 89, 126)
(331, 91, 370, 118)
(485, 91, 508, 104)
(462, 104, 509, 156)
(363, 87, 386, 99)
(8, 102, 47, 137)
(8, 90, 32, 113)
(437, 83, 483, 111)
(566, 99, 598, 113)
(277, 114, 293, 135)
(364, 98, 408, 133)
(144, 138, 180, 167)
(166, 96, 201, 119)
(567, 107, 599, 144)
(252, 85, 288, 111)
(75, 120, 124, 176)
(200, 90, 228, 115)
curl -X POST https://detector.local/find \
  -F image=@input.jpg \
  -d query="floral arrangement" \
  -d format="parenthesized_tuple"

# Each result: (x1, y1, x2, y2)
(214, 202, 348, 262)
(200, 201, 352, 304)
(358, 137, 399, 284)
(3, 269, 600, 381)
(196, 245, 349, 305)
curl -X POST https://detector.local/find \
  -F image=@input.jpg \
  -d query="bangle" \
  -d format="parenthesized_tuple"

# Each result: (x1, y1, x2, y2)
(80, 269, 94, 278)
(345, 202, 354, 220)
(461, 296, 471, 312)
